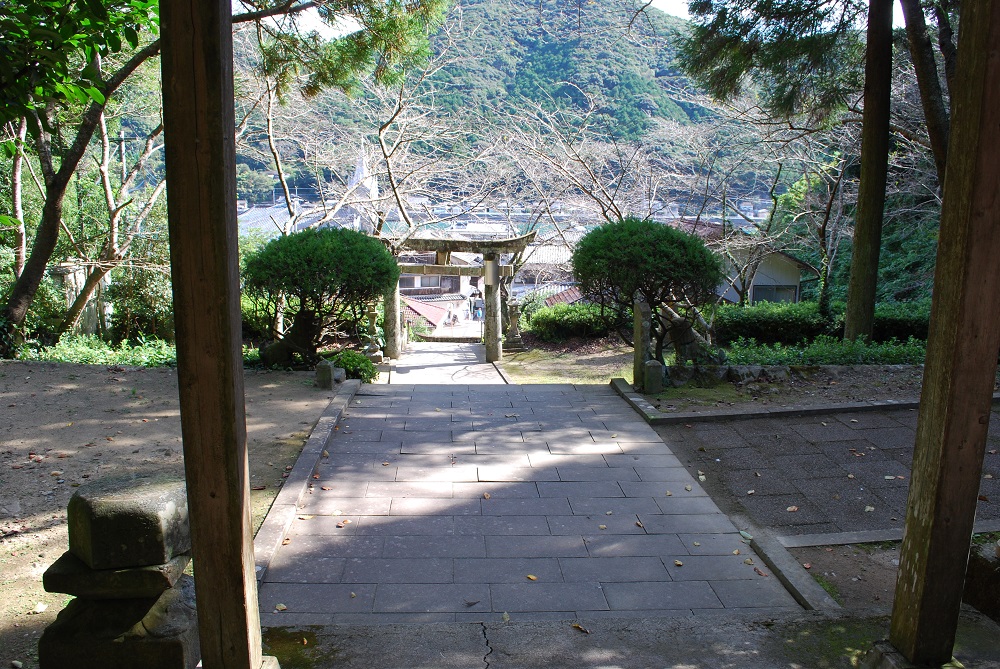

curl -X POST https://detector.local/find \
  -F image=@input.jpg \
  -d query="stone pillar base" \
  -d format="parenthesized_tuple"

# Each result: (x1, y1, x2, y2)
(40, 576, 199, 669)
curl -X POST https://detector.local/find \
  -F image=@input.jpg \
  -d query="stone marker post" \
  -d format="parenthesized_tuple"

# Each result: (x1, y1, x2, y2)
(383, 280, 401, 359)
(39, 478, 202, 669)
(633, 299, 652, 390)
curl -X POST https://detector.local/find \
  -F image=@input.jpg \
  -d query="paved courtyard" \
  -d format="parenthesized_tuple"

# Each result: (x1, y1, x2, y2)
(256, 380, 798, 623)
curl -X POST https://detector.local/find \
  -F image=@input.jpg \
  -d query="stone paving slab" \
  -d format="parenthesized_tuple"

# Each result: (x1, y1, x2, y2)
(258, 378, 799, 621)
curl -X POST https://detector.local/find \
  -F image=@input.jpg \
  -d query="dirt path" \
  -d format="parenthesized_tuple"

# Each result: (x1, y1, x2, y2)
(0, 361, 335, 669)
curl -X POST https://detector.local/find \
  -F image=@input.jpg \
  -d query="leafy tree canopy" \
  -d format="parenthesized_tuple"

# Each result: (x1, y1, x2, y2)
(680, 0, 867, 117)
(0, 0, 159, 130)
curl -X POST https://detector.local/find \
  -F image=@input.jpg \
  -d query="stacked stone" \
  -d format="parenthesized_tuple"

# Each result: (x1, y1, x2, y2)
(39, 477, 199, 669)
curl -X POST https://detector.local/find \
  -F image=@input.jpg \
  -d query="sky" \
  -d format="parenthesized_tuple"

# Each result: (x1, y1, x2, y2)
(650, 0, 690, 19)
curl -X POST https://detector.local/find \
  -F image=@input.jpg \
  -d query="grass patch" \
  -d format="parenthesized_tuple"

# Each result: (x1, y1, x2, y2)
(500, 345, 632, 385)
(811, 573, 844, 605)
(651, 383, 747, 408)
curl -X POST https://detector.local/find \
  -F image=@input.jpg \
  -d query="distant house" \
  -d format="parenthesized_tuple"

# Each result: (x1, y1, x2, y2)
(669, 218, 817, 304)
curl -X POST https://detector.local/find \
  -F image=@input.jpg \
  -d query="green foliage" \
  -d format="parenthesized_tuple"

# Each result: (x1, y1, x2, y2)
(236, 164, 276, 204)
(23, 334, 176, 366)
(242, 227, 399, 364)
(680, 0, 866, 118)
(726, 335, 925, 366)
(105, 266, 174, 344)
(872, 300, 931, 342)
(714, 300, 931, 346)
(526, 303, 613, 342)
(714, 301, 834, 346)
(325, 349, 379, 383)
(572, 217, 723, 318)
(0, 0, 159, 129)
(243, 227, 399, 316)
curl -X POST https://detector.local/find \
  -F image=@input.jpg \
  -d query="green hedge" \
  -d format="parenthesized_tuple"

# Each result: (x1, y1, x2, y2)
(526, 303, 612, 342)
(714, 300, 932, 346)
(727, 335, 926, 366)
(714, 302, 833, 346)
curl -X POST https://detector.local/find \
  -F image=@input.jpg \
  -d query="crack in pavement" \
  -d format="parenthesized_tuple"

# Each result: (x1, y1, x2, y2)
(480, 622, 493, 669)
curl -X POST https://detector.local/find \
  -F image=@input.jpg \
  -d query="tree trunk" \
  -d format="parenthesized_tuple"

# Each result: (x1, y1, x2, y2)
(59, 265, 111, 335)
(901, 0, 951, 185)
(260, 309, 322, 368)
(844, 0, 894, 341)
(11, 118, 27, 279)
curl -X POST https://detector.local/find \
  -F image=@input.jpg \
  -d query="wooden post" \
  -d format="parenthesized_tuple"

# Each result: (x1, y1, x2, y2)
(160, 2, 263, 667)
(889, 0, 1000, 662)
(384, 280, 401, 359)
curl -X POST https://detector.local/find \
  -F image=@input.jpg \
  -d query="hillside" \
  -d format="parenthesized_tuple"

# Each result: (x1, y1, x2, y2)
(426, 0, 700, 139)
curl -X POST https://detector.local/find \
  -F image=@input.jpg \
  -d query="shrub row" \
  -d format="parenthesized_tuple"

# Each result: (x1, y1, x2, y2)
(526, 303, 613, 342)
(726, 335, 926, 366)
(713, 300, 932, 346)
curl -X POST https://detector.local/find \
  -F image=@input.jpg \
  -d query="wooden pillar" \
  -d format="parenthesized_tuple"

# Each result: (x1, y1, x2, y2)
(889, 0, 1000, 662)
(484, 255, 502, 362)
(160, 2, 263, 668)
(384, 280, 401, 359)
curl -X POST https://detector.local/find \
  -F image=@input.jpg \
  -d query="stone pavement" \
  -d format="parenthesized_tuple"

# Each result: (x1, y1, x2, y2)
(256, 381, 799, 624)
(387, 342, 503, 384)
(654, 407, 1000, 546)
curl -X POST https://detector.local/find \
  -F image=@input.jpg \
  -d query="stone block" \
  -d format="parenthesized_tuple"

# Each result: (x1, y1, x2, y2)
(44, 551, 190, 599)
(667, 365, 693, 387)
(315, 360, 334, 389)
(727, 365, 759, 384)
(39, 575, 199, 669)
(762, 365, 791, 382)
(963, 542, 1000, 623)
(68, 477, 190, 570)
(643, 359, 664, 394)
(332, 366, 347, 384)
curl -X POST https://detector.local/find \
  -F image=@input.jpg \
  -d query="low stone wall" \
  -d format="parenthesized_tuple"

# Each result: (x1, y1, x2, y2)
(964, 542, 1000, 624)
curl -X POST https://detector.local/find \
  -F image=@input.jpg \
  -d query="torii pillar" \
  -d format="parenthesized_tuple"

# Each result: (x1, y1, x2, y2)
(384, 279, 401, 359)
(882, 0, 1000, 664)
(484, 253, 502, 362)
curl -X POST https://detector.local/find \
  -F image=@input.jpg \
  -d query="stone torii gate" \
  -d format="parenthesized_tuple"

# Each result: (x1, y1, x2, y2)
(384, 233, 535, 363)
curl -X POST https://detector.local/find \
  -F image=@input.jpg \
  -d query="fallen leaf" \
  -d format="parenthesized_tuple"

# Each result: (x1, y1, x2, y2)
(610, 434, 618, 438)
(321, 486, 332, 491)
(502, 612, 510, 623)
(30, 602, 47, 614)
(744, 558, 754, 565)
(732, 549, 740, 555)
(847, 474, 856, 479)
(302, 638, 308, 646)
(483, 492, 491, 500)
(606, 511, 613, 515)
(665, 490, 673, 496)
(281, 538, 291, 545)
(571, 623, 591, 634)
(350, 592, 356, 598)
(990, 450, 998, 455)
(740, 530, 754, 540)
(850, 419, 859, 423)
(50, 471, 63, 477)
(382, 462, 391, 467)
(464, 600, 480, 607)
(526, 574, 538, 581)
(674, 560, 684, 567)
(598, 524, 607, 530)
(505, 413, 519, 418)
(884, 476, 896, 480)
(635, 521, 644, 528)
(434, 408, 441, 412)
(274, 604, 287, 611)
(322, 450, 329, 458)
(747, 490, 755, 495)
(803, 562, 812, 569)
(684, 485, 692, 492)
(985, 474, 995, 480)
(786, 506, 799, 512)
(979, 495, 990, 502)
(312, 474, 320, 479)
(297, 515, 315, 520)
(692, 541, 701, 547)
(754, 567, 769, 577)
(865, 506, 875, 512)
(251, 485, 266, 491)
(698, 474, 707, 482)
(821, 421, 828, 426)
